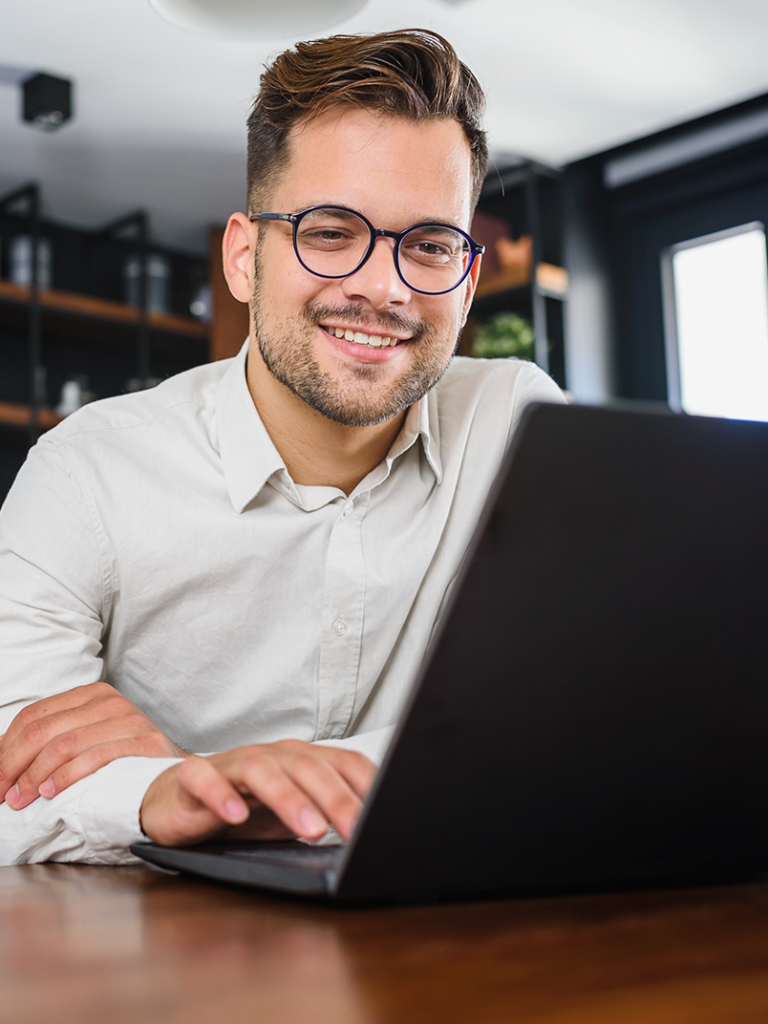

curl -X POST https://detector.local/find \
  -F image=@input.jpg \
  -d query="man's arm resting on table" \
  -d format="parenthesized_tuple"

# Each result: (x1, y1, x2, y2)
(0, 682, 188, 811)
(0, 742, 377, 865)
(0, 755, 184, 865)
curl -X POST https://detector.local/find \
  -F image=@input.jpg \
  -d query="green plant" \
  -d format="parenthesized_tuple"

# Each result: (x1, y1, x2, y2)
(472, 312, 535, 360)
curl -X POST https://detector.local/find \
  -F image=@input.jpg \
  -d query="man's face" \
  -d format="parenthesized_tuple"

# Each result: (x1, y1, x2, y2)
(250, 107, 479, 427)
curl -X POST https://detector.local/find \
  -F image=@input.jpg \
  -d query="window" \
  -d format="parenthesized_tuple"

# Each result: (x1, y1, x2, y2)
(662, 223, 768, 421)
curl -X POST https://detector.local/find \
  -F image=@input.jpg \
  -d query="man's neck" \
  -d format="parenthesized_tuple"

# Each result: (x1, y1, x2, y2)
(246, 342, 406, 496)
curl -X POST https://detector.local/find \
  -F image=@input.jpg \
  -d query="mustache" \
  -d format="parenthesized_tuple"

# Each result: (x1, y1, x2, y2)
(304, 302, 430, 338)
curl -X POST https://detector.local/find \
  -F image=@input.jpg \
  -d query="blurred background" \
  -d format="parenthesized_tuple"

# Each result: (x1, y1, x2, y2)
(4, 0, 768, 496)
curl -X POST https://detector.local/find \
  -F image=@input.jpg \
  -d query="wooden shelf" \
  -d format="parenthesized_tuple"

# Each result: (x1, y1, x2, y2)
(475, 266, 532, 300)
(536, 263, 569, 299)
(0, 279, 208, 339)
(474, 263, 569, 302)
(0, 400, 63, 431)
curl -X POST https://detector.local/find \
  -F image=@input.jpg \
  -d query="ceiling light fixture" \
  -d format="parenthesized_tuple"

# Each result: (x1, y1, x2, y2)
(22, 73, 73, 132)
(147, 0, 369, 39)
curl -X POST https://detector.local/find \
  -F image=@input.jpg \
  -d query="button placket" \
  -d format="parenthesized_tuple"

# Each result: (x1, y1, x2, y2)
(315, 495, 368, 740)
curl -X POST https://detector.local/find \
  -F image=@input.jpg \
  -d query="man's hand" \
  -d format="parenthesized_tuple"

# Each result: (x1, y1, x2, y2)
(0, 682, 187, 810)
(140, 741, 377, 847)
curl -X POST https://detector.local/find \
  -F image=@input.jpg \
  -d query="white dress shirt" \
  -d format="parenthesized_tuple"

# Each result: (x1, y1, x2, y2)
(0, 343, 564, 864)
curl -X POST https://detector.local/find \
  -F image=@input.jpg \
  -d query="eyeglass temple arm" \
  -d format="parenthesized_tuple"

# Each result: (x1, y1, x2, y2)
(249, 213, 294, 223)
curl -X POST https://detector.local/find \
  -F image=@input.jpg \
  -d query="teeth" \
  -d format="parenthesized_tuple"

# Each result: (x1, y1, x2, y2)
(326, 326, 400, 348)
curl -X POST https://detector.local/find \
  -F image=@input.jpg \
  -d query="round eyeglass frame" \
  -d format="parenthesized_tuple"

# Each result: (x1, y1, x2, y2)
(249, 205, 485, 296)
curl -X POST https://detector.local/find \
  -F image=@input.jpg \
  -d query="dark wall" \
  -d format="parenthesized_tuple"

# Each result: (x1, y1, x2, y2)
(563, 94, 768, 402)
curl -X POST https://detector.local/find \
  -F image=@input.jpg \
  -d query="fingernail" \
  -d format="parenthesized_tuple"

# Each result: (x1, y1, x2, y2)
(5, 785, 20, 807)
(39, 779, 55, 798)
(298, 808, 327, 836)
(224, 798, 248, 823)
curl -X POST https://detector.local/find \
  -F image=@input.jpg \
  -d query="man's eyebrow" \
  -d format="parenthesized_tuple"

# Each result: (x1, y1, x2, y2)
(294, 205, 465, 229)
(410, 222, 464, 233)
(301, 207, 360, 221)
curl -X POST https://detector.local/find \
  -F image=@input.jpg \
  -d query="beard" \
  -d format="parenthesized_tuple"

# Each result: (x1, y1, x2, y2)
(252, 281, 459, 428)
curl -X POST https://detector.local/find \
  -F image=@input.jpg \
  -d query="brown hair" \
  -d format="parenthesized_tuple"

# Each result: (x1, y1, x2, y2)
(246, 29, 487, 215)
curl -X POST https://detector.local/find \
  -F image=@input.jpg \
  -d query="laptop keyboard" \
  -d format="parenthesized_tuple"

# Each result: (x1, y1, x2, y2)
(219, 843, 346, 873)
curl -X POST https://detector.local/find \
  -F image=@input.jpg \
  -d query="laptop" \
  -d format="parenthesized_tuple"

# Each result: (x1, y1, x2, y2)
(132, 402, 768, 901)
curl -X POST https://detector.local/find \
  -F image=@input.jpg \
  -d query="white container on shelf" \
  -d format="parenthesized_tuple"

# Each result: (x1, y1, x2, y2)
(10, 235, 52, 288)
(123, 254, 172, 314)
(56, 375, 95, 417)
(189, 281, 211, 321)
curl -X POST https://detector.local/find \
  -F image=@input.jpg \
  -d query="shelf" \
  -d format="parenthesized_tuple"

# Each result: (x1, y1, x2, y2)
(536, 263, 569, 299)
(0, 400, 62, 431)
(474, 263, 569, 302)
(0, 280, 208, 339)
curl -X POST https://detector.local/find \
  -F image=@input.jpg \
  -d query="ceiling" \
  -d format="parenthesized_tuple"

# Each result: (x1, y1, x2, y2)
(3, 0, 768, 254)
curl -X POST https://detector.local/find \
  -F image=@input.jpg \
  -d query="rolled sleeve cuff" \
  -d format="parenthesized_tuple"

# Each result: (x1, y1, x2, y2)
(0, 756, 184, 866)
(80, 756, 185, 861)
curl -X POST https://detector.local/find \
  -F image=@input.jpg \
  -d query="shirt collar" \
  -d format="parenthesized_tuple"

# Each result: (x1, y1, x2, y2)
(215, 341, 444, 514)
(384, 384, 443, 485)
(215, 342, 286, 513)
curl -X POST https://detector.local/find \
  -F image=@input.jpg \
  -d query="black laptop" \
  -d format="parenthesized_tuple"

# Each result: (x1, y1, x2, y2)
(132, 402, 768, 901)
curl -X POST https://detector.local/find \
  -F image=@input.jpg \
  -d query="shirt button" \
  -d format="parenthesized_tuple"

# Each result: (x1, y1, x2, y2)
(343, 504, 353, 517)
(332, 616, 347, 636)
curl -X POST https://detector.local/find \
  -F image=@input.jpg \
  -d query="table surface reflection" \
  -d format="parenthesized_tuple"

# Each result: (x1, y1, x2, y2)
(2, 864, 768, 1023)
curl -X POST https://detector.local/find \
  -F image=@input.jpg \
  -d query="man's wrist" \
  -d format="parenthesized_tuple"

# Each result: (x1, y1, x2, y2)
(82, 756, 186, 855)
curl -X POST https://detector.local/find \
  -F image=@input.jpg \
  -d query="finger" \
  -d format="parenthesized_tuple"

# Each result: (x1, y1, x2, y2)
(144, 756, 251, 846)
(232, 751, 331, 840)
(8, 715, 182, 810)
(142, 758, 250, 847)
(1, 683, 113, 746)
(308, 746, 378, 801)
(30, 733, 183, 807)
(176, 756, 251, 822)
(1, 699, 177, 806)
(0, 689, 117, 801)
(283, 753, 365, 841)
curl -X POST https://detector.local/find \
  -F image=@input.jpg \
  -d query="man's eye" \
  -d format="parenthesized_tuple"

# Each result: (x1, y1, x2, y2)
(417, 242, 450, 256)
(301, 229, 352, 245)
(404, 239, 455, 261)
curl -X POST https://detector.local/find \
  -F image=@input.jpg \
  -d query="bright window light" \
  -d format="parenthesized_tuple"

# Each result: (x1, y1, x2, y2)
(663, 223, 768, 421)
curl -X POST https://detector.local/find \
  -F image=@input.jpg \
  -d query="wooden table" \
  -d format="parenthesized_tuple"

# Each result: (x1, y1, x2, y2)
(2, 865, 768, 1024)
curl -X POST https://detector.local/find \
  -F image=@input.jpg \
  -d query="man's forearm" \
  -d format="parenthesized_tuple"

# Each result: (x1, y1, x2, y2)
(0, 756, 182, 865)
(0, 728, 395, 865)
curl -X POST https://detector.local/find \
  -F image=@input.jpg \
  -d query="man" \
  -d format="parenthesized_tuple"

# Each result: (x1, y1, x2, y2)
(0, 30, 563, 864)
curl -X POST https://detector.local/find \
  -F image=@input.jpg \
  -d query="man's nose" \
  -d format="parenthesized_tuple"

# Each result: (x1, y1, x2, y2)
(340, 236, 411, 309)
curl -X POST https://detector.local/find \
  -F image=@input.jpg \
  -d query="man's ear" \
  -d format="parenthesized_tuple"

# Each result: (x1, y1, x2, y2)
(222, 213, 257, 303)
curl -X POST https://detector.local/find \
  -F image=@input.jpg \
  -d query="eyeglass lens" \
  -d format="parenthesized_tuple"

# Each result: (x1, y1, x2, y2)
(295, 207, 471, 293)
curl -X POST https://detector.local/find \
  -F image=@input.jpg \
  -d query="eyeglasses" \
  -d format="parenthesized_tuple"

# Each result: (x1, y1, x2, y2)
(249, 205, 484, 296)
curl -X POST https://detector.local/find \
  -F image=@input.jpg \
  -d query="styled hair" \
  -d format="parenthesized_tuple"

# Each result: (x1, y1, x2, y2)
(246, 29, 488, 215)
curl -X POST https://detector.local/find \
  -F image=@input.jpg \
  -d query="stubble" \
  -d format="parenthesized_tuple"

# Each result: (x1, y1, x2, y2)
(252, 277, 460, 428)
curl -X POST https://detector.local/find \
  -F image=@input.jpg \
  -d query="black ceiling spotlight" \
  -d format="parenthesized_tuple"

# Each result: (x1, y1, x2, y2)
(22, 72, 73, 131)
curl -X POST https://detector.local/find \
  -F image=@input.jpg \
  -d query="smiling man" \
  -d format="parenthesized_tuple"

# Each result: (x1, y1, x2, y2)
(0, 30, 563, 863)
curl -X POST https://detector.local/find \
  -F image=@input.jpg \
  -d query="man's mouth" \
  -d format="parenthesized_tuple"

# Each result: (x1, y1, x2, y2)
(321, 325, 409, 349)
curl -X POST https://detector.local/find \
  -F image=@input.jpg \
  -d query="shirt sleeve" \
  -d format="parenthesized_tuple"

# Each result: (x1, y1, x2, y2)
(0, 436, 157, 865)
(0, 757, 183, 865)
(0, 436, 111, 706)
(506, 361, 568, 447)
